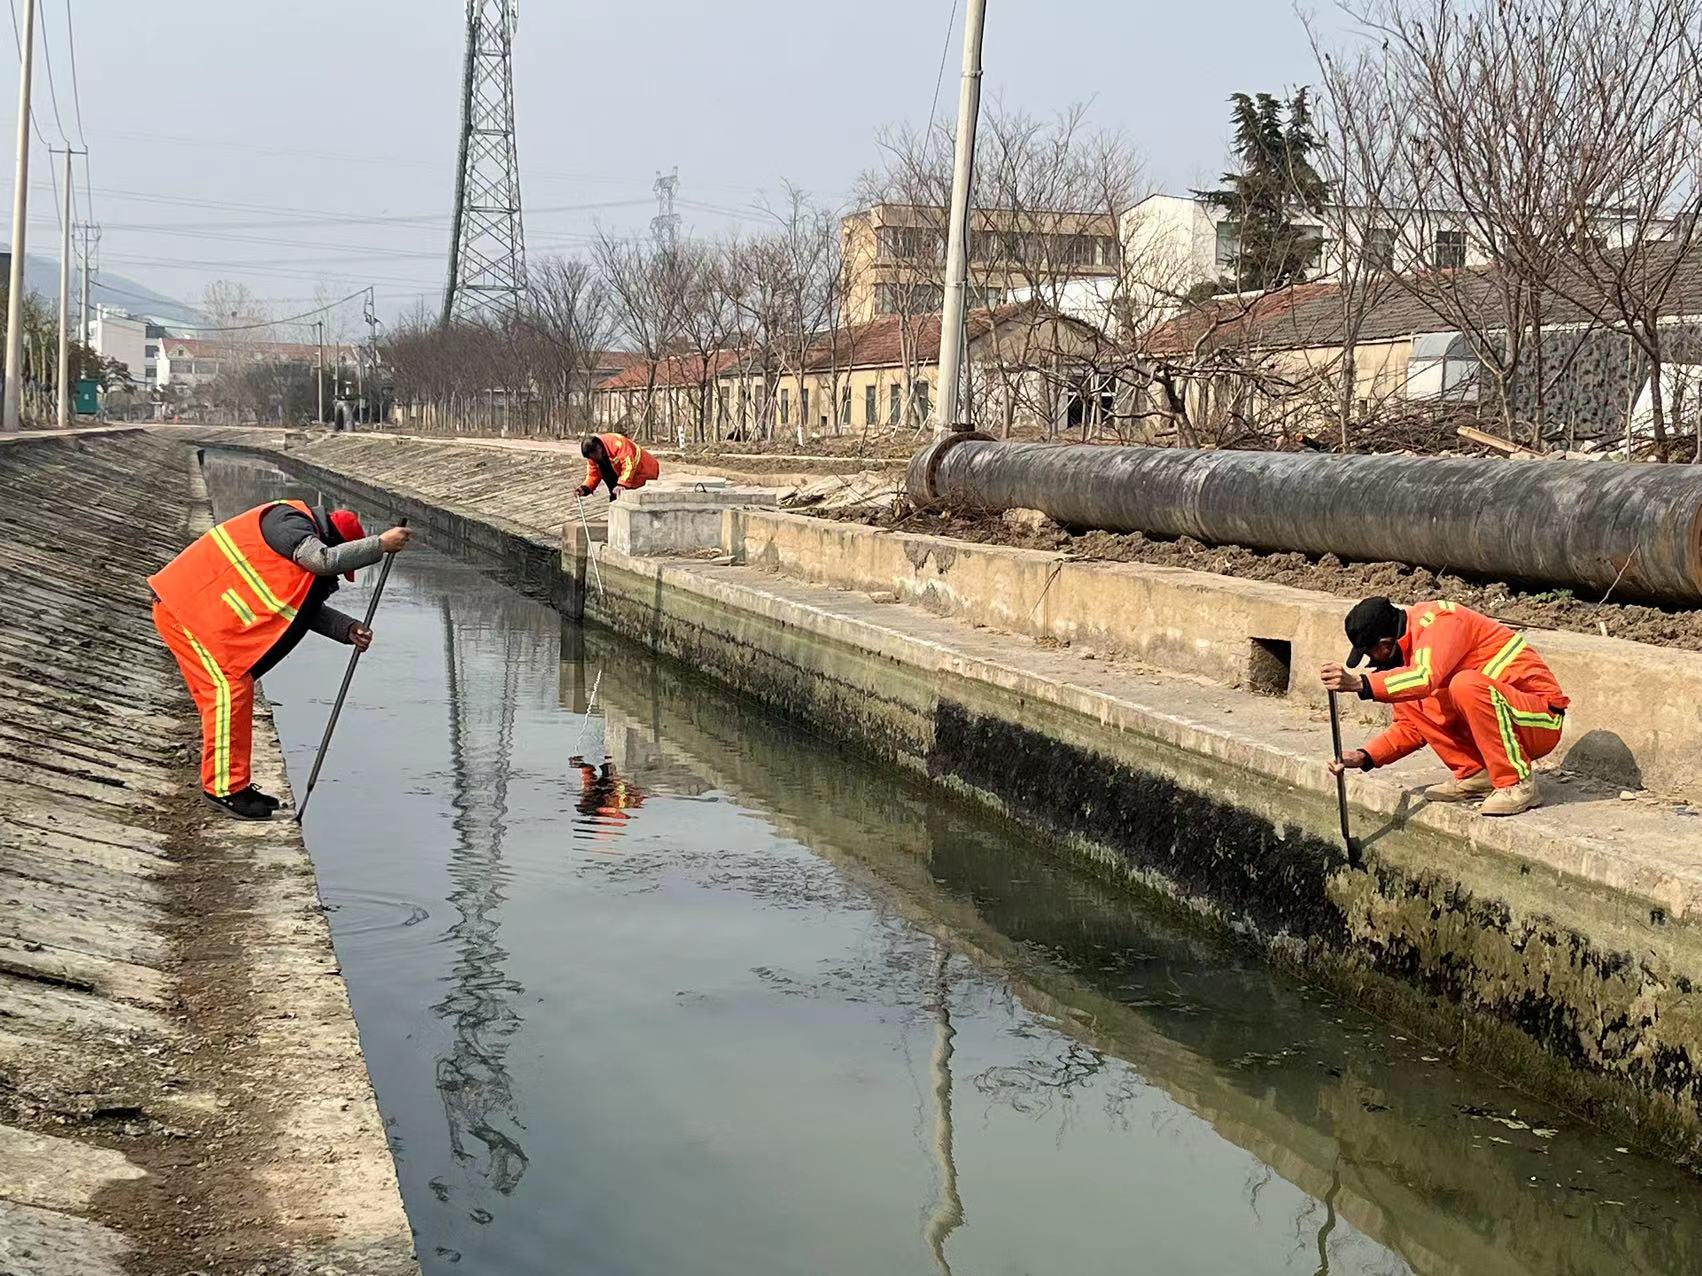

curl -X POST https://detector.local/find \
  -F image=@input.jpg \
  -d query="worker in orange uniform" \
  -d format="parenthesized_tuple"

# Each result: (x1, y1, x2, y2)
(149, 500, 412, 820)
(575, 432, 659, 503)
(1320, 596, 1567, 816)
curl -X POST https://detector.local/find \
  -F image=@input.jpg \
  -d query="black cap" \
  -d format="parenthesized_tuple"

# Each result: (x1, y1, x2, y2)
(1345, 596, 1404, 668)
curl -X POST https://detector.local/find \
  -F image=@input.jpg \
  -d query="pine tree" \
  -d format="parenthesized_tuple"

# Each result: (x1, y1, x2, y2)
(1197, 90, 1329, 293)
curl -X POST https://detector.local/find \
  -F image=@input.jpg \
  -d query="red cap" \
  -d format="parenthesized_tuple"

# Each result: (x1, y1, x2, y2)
(328, 510, 366, 581)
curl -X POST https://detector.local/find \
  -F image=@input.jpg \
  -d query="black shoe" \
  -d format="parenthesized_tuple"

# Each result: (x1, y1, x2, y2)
(241, 785, 282, 811)
(203, 789, 274, 821)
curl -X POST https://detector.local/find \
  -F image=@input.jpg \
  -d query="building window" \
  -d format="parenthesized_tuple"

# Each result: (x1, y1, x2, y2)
(865, 384, 876, 425)
(914, 379, 931, 421)
(889, 382, 901, 425)
(739, 382, 750, 424)
(780, 388, 790, 424)
(841, 386, 851, 425)
(1432, 229, 1467, 270)
(1295, 224, 1324, 272)
(717, 386, 729, 422)
(1364, 226, 1397, 271)
(800, 387, 810, 424)
(1214, 221, 1241, 269)
(145, 344, 159, 358)
(875, 282, 945, 315)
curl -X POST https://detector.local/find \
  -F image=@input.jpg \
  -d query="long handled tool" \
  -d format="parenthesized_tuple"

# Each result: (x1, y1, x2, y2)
(576, 494, 606, 602)
(1327, 690, 1363, 868)
(295, 518, 406, 822)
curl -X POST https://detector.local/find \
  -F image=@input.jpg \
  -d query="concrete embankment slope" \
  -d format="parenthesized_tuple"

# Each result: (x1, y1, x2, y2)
(0, 432, 416, 1274)
(198, 428, 1702, 1165)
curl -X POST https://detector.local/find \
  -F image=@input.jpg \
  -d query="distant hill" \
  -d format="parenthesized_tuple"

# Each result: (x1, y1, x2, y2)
(19, 254, 202, 327)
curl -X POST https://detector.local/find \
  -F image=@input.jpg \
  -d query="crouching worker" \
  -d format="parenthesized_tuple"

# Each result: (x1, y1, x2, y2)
(575, 432, 659, 503)
(149, 500, 412, 819)
(1320, 596, 1567, 817)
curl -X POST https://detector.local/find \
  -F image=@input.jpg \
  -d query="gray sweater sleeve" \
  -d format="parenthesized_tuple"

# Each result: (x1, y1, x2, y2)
(293, 533, 385, 577)
(309, 604, 360, 643)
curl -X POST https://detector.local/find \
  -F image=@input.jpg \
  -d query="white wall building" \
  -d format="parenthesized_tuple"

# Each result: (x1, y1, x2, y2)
(89, 306, 156, 387)
(1119, 193, 1483, 306)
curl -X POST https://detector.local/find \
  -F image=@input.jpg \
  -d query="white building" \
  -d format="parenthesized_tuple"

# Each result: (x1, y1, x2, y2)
(156, 336, 325, 393)
(89, 306, 159, 388)
(1120, 193, 1482, 305)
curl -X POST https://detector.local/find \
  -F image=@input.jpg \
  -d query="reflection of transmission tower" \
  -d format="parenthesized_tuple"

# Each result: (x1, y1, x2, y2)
(434, 597, 529, 1200)
(651, 167, 680, 249)
(442, 0, 528, 325)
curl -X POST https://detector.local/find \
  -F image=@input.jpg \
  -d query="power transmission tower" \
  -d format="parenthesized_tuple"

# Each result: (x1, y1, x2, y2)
(75, 221, 100, 344)
(442, 0, 527, 327)
(651, 167, 680, 249)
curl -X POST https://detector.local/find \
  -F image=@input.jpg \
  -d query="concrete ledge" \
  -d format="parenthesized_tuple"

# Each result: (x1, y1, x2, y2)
(725, 507, 1692, 798)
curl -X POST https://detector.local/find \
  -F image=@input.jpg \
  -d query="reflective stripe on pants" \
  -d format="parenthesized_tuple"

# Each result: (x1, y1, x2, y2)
(1435, 668, 1563, 788)
(153, 601, 254, 797)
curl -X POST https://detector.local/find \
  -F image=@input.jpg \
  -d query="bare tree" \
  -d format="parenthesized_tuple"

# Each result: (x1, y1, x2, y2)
(525, 255, 615, 434)
(593, 230, 685, 442)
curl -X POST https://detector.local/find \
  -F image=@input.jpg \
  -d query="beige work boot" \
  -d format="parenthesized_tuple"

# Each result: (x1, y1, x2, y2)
(1426, 771, 1494, 802)
(1480, 778, 1542, 817)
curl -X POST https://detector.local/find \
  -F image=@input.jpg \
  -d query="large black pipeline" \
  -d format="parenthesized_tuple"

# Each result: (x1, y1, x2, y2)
(907, 436, 1702, 604)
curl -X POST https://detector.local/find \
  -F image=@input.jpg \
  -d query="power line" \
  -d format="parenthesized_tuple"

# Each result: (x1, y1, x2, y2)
(60, 0, 82, 146)
(928, 0, 960, 125)
(189, 285, 371, 333)
(8, 0, 49, 149)
(33, 0, 68, 146)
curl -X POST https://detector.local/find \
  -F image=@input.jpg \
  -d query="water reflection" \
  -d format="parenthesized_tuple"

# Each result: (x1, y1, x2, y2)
(206, 450, 1702, 1276)
(570, 755, 646, 844)
(569, 624, 1702, 1276)
(434, 596, 529, 1200)
(924, 946, 963, 1276)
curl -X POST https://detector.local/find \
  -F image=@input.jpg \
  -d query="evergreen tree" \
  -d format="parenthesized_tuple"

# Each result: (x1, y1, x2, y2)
(1197, 90, 1329, 293)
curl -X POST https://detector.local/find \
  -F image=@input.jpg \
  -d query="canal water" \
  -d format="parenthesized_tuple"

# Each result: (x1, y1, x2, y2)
(207, 453, 1702, 1276)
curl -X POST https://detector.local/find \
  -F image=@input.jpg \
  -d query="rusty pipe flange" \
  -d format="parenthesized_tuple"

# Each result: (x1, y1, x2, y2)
(905, 429, 995, 508)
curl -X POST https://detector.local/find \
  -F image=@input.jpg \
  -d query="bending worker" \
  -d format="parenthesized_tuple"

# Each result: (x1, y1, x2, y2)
(575, 432, 659, 503)
(1320, 596, 1567, 817)
(149, 499, 412, 820)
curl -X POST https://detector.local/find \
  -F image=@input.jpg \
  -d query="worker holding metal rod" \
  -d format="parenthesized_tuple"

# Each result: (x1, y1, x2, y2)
(149, 500, 412, 820)
(574, 432, 659, 503)
(1320, 596, 1568, 817)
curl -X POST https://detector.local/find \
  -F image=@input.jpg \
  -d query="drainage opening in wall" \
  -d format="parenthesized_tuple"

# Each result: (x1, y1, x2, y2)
(1248, 638, 1293, 696)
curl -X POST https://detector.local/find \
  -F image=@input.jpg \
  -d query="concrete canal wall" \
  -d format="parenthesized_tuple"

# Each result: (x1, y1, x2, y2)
(0, 431, 416, 1274)
(194, 428, 1702, 1166)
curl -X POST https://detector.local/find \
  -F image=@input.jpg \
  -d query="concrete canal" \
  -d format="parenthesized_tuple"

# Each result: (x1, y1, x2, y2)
(208, 452, 1702, 1276)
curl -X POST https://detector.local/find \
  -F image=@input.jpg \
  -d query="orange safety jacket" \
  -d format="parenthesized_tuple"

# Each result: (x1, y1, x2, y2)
(148, 500, 318, 676)
(583, 433, 658, 493)
(1363, 600, 1568, 766)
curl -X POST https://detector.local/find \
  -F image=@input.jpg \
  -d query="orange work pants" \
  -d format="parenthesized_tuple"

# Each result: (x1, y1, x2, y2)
(1422, 669, 1564, 789)
(152, 601, 254, 798)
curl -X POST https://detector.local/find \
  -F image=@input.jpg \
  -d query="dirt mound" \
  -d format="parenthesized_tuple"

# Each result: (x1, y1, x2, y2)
(826, 504, 1702, 651)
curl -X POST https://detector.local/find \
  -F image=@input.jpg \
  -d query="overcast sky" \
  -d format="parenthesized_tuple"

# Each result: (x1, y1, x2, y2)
(0, 0, 1363, 332)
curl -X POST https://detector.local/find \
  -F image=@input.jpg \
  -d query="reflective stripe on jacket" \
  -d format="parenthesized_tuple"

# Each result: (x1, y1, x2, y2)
(148, 500, 318, 676)
(1363, 599, 1568, 767)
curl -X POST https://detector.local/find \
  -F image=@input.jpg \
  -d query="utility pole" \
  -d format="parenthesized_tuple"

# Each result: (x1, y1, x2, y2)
(315, 319, 324, 425)
(55, 147, 72, 429)
(3, 0, 38, 433)
(934, 0, 987, 437)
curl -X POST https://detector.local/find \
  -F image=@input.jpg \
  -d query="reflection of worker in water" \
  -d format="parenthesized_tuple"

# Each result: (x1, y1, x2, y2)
(571, 756, 647, 826)
(575, 433, 659, 503)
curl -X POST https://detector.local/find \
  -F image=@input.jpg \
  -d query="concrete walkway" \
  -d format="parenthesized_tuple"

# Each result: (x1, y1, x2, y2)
(0, 433, 415, 1273)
